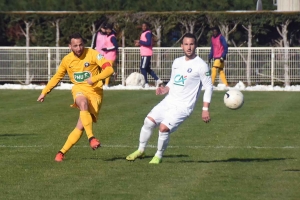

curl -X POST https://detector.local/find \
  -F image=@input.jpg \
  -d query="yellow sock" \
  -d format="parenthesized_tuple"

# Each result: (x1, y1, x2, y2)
(105, 77, 110, 86)
(80, 111, 94, 139)
(60, 128, 83, 154)
(219, 68, 228, 86)
(211, 67, 218, 84)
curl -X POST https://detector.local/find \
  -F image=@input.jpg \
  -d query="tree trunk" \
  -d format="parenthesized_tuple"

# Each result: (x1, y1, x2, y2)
(276, 20, 291, 86)
(20, 20, 34, 85)
(55, 19, 60, 70)
(154, 24, 162, 69)
(246, 24, 252, 86)
(121, 30, 124, 47)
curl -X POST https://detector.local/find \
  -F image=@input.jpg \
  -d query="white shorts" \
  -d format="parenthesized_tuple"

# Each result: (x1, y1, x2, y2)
(147, 99, 191, 133)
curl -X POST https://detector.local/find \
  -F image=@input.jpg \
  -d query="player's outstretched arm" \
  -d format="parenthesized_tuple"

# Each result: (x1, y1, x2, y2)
(202, 102, 211, 123)
(37, 94, 46, 102)
(156, 86, 169, 95)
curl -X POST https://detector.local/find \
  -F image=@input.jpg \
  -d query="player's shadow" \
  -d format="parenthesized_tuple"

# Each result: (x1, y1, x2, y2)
(179, 157, 293, 163)
(0, 133, 36, 137)
(104, 154, 189, 162)
(283, 169, 300, 172)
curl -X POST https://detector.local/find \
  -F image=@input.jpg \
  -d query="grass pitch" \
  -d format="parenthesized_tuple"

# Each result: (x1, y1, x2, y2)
(0, 90, 299, 200)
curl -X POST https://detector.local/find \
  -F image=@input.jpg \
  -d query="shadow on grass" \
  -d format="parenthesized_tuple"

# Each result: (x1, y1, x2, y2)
(103, 154, 189, 161)
(179, 157, 294, 163)
(283, 169, 300, 172)
(0, 134, 36, 137)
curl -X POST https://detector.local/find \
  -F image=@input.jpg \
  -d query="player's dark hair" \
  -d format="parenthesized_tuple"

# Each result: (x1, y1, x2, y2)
(181, 33, 197, 44)
(142, 21, 151, 28)
(69, 33, 86, 44)
(212, 26, 220, 33)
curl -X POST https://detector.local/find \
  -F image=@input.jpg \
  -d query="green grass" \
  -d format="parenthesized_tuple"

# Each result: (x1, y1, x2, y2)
(0, 90, 299, 200)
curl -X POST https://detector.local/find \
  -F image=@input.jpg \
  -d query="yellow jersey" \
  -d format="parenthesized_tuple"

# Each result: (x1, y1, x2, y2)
(42, 48, 113, 95)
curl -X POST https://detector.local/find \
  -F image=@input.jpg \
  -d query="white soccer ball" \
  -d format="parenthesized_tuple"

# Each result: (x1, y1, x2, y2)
(224, 89, 244, 110)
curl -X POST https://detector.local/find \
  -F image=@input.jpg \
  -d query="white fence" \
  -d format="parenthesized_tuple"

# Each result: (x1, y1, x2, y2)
(0, 47, 300, 86)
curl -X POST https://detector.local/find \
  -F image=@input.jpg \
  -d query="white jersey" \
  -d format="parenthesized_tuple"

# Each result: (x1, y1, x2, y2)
(164, 55, 213, 111)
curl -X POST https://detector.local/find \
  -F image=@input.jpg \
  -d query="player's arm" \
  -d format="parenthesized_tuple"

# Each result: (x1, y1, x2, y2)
(37, 61, 67, 102)
(139, 32, 152, 46)
(102, 36, 118, 51)
(89, 57, 114, 84)
(220, 36, 228, 59)
(200, 63, 213, 123)
(91, 33, 97, 49)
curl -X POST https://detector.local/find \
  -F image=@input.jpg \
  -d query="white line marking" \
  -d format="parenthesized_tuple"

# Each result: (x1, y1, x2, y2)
(0, 145, 299, 149)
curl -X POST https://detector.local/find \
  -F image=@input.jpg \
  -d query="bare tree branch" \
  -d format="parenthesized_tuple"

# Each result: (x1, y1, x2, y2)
(276, 26, 283, 37)
(242, 24, 249, 32)
(228, 22, 239, 35)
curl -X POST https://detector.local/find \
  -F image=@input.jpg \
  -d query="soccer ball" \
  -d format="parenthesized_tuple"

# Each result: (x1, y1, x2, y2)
(224, 89, 244, 110)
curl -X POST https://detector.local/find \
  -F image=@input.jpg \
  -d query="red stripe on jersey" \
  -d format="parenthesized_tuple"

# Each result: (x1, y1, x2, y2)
(102, 62, 111, 70)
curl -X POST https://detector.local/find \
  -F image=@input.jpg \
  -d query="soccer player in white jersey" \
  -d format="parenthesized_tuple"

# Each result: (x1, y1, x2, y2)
(126, 33, 213, 164)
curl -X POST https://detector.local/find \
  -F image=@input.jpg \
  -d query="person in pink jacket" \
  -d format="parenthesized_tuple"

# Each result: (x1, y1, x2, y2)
(135, 22, 163, 88)
(101, 23, 118, 88)
(208, 27, 229, 87)
(91, 23, 107, 56)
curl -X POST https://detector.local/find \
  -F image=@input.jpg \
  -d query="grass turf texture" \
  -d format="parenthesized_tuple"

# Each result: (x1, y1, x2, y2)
(0, 90, 299, 200)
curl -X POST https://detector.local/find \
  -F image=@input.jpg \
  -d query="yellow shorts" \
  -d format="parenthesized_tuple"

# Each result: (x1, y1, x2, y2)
(70, 85, 103, 123)
(213, 59, 225, 68)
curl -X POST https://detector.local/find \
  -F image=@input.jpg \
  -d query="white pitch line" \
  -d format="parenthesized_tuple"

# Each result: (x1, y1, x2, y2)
(0, 144, 299, 149)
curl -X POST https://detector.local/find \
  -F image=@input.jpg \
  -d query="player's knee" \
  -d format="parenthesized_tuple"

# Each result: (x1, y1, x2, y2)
(144, 117, 157, 129)
(77, 99, 88, 110)
(159, 124, 170, 132)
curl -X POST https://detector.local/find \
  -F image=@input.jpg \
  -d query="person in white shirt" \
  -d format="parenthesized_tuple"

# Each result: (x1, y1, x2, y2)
(126, 33, 213, 164)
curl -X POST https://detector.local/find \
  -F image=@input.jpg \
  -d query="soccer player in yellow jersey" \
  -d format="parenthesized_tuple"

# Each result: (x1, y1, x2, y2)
(37, 33, 114, 162)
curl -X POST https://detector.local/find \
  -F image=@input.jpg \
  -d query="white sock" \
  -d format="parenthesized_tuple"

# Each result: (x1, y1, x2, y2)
(138, 117, 157, 152)
(155, 131, 170, 159)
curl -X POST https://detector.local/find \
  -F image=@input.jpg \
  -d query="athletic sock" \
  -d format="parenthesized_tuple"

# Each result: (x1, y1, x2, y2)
(155, 131, 170, 159)
(138, 117, 157, 152)
(219, 68, 228, 86)
(80, 111, 94, 139)
(60, 128, 83, 154)
(211, 67, 217, 84)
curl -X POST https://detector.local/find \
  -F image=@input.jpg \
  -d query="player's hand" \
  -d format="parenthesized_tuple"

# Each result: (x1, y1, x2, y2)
(134, 40, 140, 46)
(37, 94, 46, 102)
(156, 86, 169, 95)
(86, 78, 93, 85)
(202, 110, 211, 123)
(220, 57, 224, 63)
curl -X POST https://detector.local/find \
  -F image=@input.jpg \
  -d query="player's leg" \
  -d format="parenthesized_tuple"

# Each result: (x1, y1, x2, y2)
(140, 56, 149, 86)
(55, 119, 84, 162)
(219, 63, 229, 86)
(126, 101, 165, 161)
(144, 56, 163, 87)
(76, 95, 100, 150)
(104, 77, 110, 88)
(126, 117, 157, 161)
(149, 123, 170, 164)
(149, 106, 189, 164)
(211, 67, 218, 85)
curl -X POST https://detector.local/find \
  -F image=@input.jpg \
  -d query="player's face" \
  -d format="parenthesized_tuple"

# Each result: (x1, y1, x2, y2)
(100, 27, 106, 33)
(106, 28, 112, 35)
(181, 37, 196, 60)
(141, 24, 147, 31)
(69, 38, 84, 57)
(213, 29, 218, 37)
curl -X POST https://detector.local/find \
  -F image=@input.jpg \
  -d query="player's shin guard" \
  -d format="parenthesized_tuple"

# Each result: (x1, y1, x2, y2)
(138, 117, 157, 152)
(80, 111, 94, 139)
(211, 67, 217, 84)
(60, 128, 83, 154)
(219, 68, 228, 86)
(155, 131, 170, 159)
